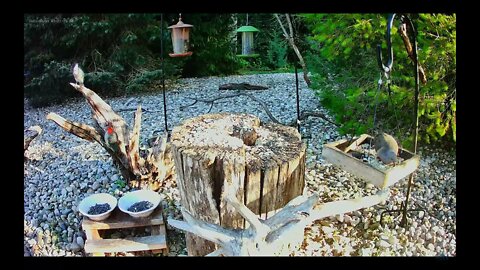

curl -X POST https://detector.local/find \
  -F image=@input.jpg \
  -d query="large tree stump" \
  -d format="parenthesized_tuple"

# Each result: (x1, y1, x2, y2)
(170, 113, 306, 256)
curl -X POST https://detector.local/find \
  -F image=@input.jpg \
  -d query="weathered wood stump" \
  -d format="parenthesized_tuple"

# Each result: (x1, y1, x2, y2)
(170, 113, 306, 256)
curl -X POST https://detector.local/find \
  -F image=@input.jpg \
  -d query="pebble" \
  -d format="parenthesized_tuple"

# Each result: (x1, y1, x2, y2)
(92, 181, 101, 191)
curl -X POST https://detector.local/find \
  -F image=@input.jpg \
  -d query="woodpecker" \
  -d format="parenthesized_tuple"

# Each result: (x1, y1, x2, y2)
(104, 123, 120, 153)
(374, 132, 399, 165)
(73, 63, 85, 86)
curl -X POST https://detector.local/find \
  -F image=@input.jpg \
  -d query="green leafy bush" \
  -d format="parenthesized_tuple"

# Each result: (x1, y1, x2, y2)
(302, 13, 456, 147)
(24, 61, 76, 107)
(266, 35, 288, 69)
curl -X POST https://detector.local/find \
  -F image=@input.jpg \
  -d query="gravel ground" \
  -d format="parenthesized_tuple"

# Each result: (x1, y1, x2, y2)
(23, 73, 456, 256)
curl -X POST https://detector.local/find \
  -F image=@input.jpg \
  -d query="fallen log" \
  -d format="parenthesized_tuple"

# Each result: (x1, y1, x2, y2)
(219, 83, 269, 90)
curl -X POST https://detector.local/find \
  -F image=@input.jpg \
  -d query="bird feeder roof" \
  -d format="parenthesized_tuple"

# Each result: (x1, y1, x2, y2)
(236, 25, 260, 32)
(168, 19, 193, 29)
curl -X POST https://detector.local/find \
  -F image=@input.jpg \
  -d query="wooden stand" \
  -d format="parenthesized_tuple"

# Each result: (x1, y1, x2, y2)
(81, 206, 168, 256)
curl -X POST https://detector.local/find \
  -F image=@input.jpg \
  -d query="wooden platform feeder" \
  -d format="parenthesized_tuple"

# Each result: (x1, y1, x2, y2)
(82, 206, 168, 256)
(170, 113, 306, 256)
(322, 134, 420, 189)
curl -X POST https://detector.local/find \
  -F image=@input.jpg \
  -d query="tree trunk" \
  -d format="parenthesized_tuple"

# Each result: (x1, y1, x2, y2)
(274, 14, 312, 87)
(170, 113, 306, 256)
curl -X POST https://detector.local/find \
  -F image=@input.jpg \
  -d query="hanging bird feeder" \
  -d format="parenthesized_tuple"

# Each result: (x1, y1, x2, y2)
(236, 25, 260, 58)
(168, 14, 193, 57)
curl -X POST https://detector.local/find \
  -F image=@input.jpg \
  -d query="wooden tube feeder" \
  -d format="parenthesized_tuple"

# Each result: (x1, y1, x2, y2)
(168, 14, 193, 57)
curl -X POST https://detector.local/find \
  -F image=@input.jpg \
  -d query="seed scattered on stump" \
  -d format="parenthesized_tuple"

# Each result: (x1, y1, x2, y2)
(88, 203, 111, 215)
(128, 201, 154, 212)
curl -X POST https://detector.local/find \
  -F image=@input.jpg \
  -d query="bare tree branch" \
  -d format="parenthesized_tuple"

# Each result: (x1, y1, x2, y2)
(274, 14, 312, 87)
(399, 23, 427, 85)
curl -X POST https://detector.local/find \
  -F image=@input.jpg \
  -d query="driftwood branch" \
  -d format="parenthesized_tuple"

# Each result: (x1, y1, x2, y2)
(127, 106, 145, 177)
(399, 23, 427, 85)
(47, 66, 174, 191)
(168, 188, 390, 256)
(170, 207, 239, 246)
(24, 125, 42, 153)
(46, 113, 103, 144)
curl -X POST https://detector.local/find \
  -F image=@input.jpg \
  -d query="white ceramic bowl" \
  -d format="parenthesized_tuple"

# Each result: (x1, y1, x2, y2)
(78, 193, 117, 221)
(118, 190, 162, 218)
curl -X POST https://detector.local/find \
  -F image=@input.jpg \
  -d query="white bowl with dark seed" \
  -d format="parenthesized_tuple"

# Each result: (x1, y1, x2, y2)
(118, 190, 162, 218)
(78, 193, 117, 221)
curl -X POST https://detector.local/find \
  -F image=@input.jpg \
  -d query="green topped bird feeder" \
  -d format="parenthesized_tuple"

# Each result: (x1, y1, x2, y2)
(168, 14, 193, 57)
(236, 25, 260, 58)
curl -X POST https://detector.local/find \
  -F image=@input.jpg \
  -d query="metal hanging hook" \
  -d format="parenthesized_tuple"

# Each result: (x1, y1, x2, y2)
(376, 13, 397, 76)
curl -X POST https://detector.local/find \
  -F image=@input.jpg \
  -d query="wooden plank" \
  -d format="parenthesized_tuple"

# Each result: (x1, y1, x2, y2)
(151, 225, 165, 255)
(384, 154, 420, 187)
(82, 206, 164, 230)
(84, 229, 104, 256)
(84, 235, 166, 253)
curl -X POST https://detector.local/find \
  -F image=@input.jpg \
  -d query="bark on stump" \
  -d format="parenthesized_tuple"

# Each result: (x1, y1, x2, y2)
(170, 113, 306, 256)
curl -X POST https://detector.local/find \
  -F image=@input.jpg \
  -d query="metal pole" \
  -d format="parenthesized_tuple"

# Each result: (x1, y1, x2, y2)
(295, 66, 300, 132)
(161, 13, 169, 133)
(400, 16, 420, 227)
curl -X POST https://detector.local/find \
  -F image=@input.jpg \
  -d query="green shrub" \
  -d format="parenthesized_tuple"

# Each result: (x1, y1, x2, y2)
(266, 35, 288, 69)
(24, 61, 76, 107)
(302, 13, 456, 147)
(85, 71, 123, 95)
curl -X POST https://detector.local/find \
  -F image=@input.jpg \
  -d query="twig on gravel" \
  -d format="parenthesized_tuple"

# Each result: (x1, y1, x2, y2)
(181, 92, 339, 127)
(181, 92, 282, 124)
(116, 107, 164, 113)
(286, 111, 339, 127)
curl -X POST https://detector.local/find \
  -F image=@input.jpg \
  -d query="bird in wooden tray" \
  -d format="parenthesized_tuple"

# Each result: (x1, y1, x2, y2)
(73, 63, 85, 86)
(374, 132, 399, 165)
